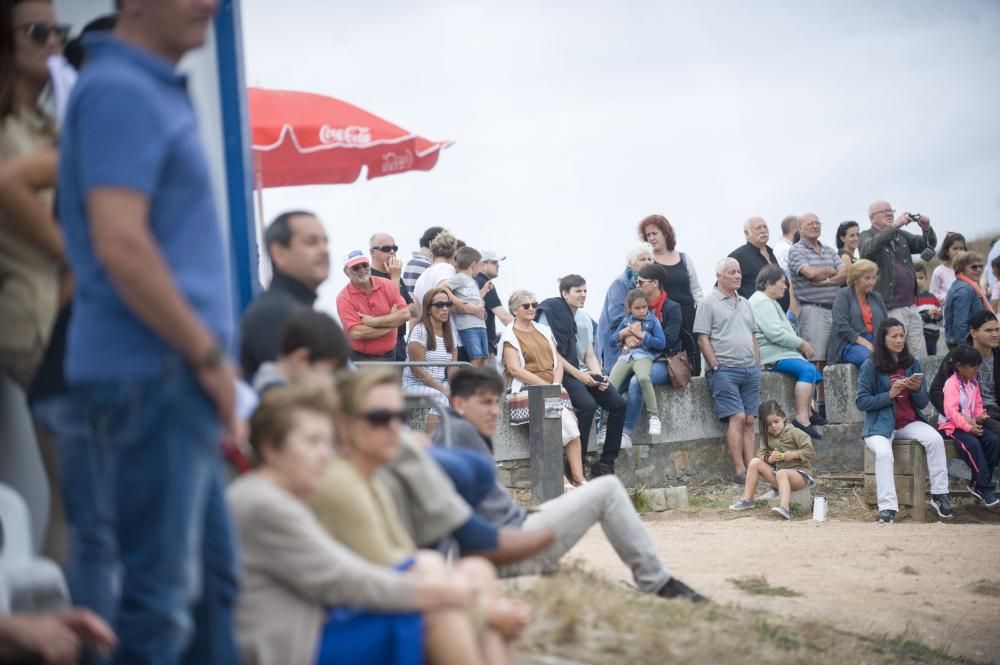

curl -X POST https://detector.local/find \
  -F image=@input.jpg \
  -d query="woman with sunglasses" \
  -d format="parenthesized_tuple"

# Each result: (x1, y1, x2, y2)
(312, 368, 530, 665)
(0, 0, 66, 386)
(499, 289, 586, 486)
(944, 251, 993, 350)
(403, 288, 458, 412)
(229, 379, 500, 665)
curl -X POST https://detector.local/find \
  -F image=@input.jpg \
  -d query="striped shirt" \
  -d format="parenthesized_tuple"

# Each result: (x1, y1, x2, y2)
(788, 239, 840, 306)
(402, 252, 432, 300)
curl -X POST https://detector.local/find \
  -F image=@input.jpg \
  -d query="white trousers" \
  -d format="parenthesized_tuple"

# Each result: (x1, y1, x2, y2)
(864, 420, 949, 511)
(887, 305, 928, 358)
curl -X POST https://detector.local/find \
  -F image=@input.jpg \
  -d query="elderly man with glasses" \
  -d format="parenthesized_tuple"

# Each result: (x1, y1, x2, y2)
(859, 201, 937, 357)
(368, 232, 412, 360)
(336, 250, 410, 361)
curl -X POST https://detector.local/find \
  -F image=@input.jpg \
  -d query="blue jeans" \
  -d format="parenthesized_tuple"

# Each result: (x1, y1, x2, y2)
(840, 333, 873, 368)
(57, 358, 238, 665)
(623, 361, 670, 434)
(457, 327, 489, 359)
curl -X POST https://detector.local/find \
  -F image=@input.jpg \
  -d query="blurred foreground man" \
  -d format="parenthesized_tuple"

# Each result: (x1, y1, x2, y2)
(57, 0, 239, 662)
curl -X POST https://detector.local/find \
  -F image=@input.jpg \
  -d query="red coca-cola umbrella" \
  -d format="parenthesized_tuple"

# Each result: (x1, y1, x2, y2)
(248, 87, 453, 188)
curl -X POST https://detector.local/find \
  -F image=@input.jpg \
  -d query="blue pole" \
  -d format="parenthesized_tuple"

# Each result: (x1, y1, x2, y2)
(214, 0, 258, 318)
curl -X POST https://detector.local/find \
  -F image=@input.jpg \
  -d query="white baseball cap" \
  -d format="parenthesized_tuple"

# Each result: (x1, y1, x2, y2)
(480, 249, 506, 262)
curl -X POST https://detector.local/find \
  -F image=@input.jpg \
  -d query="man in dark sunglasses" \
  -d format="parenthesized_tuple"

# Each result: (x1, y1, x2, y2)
(368, 232, 413, 361)
(336, 249, 410, 361)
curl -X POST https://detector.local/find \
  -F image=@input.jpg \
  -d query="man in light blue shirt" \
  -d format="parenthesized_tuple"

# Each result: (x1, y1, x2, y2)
(57, 2, 238, 662)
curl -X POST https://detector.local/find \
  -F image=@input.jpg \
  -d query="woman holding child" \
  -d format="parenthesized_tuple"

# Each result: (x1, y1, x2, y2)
(749, 265, 824, 438)
(596, 242, 655, 373)
(619, 264, 683, 445)
(729, 401, 816, 520)
(856, 319, 952, 524)
(499, 289, 587, 487)
(228, 381, 499, 665)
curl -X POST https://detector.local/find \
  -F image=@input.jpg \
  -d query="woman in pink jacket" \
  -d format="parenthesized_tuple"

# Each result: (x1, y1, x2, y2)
(937, 345, 1000, 507)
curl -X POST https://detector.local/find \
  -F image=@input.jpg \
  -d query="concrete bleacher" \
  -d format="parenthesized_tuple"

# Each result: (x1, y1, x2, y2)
(493, 355, 950, 489)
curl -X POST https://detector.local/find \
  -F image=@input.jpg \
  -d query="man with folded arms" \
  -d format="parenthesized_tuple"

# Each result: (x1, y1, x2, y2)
(336, 250, 410, 361)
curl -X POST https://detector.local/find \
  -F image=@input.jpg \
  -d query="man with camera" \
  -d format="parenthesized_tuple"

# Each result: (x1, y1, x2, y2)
(859, 200, 938, 357)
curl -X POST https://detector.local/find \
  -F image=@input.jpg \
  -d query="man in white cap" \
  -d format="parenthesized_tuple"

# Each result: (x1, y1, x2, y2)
(335, 249, 409, 361)
(475, 250, 513, 355)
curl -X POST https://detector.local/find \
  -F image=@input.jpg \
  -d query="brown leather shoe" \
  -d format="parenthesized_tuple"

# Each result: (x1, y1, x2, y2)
(470, 527, 556, 566)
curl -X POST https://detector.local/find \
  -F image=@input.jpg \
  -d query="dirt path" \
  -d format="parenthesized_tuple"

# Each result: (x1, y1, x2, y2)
(559, 508, 1000, 663)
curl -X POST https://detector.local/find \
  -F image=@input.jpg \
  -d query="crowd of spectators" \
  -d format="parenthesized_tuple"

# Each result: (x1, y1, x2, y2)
(2, 0, 1000, 662)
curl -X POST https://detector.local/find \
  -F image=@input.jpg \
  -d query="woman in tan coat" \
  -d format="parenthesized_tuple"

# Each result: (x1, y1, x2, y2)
(228, 381, 485, 665)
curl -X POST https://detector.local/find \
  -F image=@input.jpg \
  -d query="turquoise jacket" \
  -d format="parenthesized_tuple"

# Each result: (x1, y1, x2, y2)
(855, 357, 929, 438)
(748, 291, 803, 365)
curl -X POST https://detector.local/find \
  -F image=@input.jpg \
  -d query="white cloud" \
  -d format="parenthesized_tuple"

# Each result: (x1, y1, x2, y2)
(242, 0, 1000, 317)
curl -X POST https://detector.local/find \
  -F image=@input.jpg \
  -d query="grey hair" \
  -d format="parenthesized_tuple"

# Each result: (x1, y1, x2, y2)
(508, 289, 536, 312)
(715, 257, 738, 276)
(625, 242, 654, 266)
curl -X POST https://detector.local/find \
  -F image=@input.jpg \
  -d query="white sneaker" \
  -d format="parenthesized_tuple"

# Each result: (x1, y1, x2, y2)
(620, 432, 633, 449)
(648, 416, 662, 436)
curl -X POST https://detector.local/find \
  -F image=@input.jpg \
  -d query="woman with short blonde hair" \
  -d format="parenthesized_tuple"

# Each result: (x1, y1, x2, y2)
(829, 259, 887, 367)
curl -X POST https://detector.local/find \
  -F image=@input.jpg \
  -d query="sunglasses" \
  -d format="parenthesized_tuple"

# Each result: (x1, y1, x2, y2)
(430, 300, 452, 309)
(17, 23, 70, 45)
(362, 409, 407, 428)
(349, 263, 370, 272)
(519, 302, 540, 310)
(970, 264, 984, 270)
(371, 245, 398, 253)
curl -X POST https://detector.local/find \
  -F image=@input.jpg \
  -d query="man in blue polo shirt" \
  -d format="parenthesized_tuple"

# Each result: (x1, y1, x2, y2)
(57, 1, 238, 663)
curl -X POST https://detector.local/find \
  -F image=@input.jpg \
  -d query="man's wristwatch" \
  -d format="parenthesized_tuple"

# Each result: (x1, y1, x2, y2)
(194, 343, 226, 371)
(711, 363, 720, 372)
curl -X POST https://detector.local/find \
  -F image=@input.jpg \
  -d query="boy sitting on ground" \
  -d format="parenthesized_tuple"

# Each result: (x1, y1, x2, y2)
(431, 366, 706, 602)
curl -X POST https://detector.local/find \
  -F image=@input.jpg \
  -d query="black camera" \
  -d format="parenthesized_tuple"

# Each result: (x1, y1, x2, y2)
(907, 212, 921, 223)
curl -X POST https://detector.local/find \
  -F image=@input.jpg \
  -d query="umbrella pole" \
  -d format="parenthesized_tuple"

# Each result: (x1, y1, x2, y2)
(253, 151, 271, 287)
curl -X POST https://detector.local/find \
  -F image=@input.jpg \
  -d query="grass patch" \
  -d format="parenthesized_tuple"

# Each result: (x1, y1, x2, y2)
(729, 575, 802, 597)
(628, 486, 652, 513)
(511, 568, 984, 665)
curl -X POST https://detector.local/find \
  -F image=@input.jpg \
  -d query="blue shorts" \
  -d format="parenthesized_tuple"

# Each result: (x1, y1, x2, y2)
(457, 327, 489, 359)
(707, 365, 761, 420)
(315, 558, 423, 665)
(770, 358, 823, 384)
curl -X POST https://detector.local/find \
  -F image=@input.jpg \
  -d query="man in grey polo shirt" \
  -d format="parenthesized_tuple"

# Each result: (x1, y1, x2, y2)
(694, 257, 761, 483)
(787, 213, 846, 412)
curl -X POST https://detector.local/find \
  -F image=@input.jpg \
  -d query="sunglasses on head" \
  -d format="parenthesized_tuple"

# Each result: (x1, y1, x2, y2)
(520, 302, 540, 310)
(361, 409, 407, 428)
(371, 245, 398, 253)
(18, 23, 70, 45)
(349, 263, 370, 272)
(430, 300, 452, 309)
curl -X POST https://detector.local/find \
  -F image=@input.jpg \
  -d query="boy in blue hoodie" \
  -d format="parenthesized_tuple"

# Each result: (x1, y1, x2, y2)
(609, 289, 667, 435)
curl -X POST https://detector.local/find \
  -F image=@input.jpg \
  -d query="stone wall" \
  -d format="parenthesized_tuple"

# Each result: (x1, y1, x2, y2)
(493, 355, 949, 488)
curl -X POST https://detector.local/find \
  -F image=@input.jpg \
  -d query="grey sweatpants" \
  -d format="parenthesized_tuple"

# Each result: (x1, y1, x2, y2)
(499, 475, 671, 593)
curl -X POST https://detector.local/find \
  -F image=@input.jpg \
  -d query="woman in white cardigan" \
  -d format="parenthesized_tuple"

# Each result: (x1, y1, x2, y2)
(228, 381, 488, 665)
(498, 289, 586, 486)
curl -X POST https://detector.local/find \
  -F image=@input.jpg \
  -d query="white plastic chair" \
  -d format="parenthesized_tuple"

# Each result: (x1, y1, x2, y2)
(0, 483, 68, 612)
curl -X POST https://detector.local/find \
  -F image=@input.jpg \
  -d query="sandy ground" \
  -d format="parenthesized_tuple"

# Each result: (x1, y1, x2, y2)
(557, 508, 1000, 663)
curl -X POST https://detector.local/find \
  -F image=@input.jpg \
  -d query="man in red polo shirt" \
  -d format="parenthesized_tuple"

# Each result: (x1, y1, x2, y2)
(336, 250, 410, 360)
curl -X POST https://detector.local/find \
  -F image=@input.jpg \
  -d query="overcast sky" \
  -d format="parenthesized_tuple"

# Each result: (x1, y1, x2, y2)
(241, 1, 1000, 317)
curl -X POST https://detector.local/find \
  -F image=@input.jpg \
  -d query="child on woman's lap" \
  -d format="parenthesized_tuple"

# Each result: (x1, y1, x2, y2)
(609, 289, 666, 435)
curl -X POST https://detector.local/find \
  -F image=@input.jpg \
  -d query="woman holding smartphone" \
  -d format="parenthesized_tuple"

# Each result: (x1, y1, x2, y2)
(856, 318, 953, 524)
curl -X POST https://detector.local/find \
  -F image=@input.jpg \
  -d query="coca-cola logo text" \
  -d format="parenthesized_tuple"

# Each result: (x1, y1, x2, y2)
(381, 150, 414, 173)
(319, 124, 372, 145)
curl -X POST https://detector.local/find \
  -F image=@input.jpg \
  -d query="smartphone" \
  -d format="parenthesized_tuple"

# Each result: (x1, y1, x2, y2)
(591, 372, 608, 384)
(912, 373, 924, 381)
